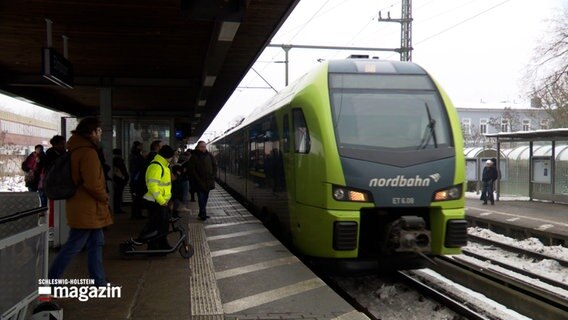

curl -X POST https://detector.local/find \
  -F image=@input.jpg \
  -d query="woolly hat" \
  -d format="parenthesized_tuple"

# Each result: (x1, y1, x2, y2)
(158, 145, 175, 159)
(486, 159, 493, 164)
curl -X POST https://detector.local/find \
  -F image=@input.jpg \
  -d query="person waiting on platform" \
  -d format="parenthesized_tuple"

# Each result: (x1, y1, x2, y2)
(112, 148, 129, 214)
(481, 159, 498, 205)
(189, 141, 217, 221)
(48, 117, 112, 286)
(135, 145, 175, 250)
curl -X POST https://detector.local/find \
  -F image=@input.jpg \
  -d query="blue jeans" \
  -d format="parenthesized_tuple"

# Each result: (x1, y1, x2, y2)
(197, 189, 210, 216)
(482, 181, 494, 203)
(38, 189, 47, 207)
(48, 229, 106, 286)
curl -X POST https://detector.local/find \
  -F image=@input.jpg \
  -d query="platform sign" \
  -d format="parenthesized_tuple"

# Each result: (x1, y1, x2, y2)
(532, 157, 551, 184)
(42, 47, 73, 88)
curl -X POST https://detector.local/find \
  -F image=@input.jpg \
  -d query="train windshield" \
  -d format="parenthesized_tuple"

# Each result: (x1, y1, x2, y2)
(329, 73, 452, 152)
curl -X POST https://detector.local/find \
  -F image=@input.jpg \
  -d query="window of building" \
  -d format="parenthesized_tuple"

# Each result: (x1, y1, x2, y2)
(501, 119, 509, 132)
(522, 119, 530, 131)
(540, 119, 549, 129)
(461, 118, 471, 135)
(480, 118, 488, 134)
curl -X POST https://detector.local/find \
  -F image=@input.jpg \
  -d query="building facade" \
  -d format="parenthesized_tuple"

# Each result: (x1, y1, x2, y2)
(456, 102, 552, 148)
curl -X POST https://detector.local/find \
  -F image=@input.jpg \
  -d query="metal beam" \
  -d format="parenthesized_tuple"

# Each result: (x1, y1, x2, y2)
(268, 44, 401, 52)
(5, 74, 199, 88)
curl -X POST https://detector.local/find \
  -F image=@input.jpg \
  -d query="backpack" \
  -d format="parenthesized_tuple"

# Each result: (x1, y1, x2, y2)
(136, 161, 164, 196)
(43, 151, 76, 200)
(21, 154, 33, 173)
(21, 160, 30, 173)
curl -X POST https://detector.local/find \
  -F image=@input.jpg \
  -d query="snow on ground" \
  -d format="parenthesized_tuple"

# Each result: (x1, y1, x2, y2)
(0, 175, 28, 192)
(332, 275, 460, 320)
(464, 240, 568, 285)
(336, 229, 568, 320)
(465, 191, 530, 201)
(412, 269, 532, 320)
(455, 254, 568, 297)
(462, 238, 568, 285)
(468, 227, 568, 260)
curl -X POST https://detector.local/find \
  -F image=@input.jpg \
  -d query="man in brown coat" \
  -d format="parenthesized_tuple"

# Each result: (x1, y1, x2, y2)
(48, 117, 113, 286)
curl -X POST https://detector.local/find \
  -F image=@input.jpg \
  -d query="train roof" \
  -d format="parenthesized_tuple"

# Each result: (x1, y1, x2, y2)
(327, 59, 428, 75)
(212, 59, 429, 142)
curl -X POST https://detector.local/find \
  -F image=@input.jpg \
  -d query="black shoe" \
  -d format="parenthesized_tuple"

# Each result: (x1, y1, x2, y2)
(491, 202, 495, 205)
(198, 215, 210, 221)
(482, 202, 487, 205)
(190, 199, 196, 202)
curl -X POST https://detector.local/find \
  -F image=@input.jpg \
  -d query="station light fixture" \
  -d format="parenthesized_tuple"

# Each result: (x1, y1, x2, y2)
(218, 21, 240, 41)
(204, 76, 216, 87)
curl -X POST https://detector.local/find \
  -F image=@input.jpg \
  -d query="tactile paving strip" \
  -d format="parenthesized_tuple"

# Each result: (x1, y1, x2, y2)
(189, 221, 224, 317)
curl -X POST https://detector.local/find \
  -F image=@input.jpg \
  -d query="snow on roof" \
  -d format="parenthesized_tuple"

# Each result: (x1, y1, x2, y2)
(456, 101, 534, 110)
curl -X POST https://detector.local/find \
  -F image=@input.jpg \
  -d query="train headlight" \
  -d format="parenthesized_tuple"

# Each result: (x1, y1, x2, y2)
(433, 184, 463, 201)
(332, 185, 372, 202)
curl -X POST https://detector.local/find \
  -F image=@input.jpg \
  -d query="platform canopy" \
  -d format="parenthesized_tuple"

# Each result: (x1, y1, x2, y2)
(485, 129, 568, 141)
(0, 0, 300, 137)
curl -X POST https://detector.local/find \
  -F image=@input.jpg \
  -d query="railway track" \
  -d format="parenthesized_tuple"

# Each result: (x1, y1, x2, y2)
(321, 239, 567, 320)
(467, 233, 568, 267)
(426, 255, 568, 320)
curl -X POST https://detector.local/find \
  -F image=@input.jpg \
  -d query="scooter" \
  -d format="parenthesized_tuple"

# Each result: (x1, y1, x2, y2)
(119, 216, 194, 259)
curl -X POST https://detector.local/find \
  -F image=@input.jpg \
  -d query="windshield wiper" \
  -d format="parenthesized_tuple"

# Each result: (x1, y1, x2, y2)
(417, 102, 438, 150)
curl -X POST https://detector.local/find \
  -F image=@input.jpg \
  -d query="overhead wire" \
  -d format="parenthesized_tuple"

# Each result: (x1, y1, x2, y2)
(414, 0, 513, 46)
(351, 0, 474, 50)
(242, 0, 337, 91)
(382, 0, 514, 59)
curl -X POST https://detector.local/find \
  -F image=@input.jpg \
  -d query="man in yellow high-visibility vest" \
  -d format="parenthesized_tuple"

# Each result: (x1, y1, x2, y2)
(137, 145, 175, 250)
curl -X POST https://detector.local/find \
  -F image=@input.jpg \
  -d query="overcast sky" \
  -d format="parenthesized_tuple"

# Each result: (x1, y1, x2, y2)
(1, 0, 564, 142)
(202, 0, 565, 140)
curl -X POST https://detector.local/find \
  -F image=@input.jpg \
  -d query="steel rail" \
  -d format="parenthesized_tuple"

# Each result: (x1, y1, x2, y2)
(460, 248, 568, 292)
(431, 256, 568, 320)
(467, 234, 568, 267)
(395, 271, 488, 320)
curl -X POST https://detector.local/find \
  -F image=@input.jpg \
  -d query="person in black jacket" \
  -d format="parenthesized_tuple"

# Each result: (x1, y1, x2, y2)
(44, 135, 66, 171)
(129, 141, 146, 219)
(189, 141, 217, 220)
(112, 148, 129, 213)
(481, 159, 499, 205)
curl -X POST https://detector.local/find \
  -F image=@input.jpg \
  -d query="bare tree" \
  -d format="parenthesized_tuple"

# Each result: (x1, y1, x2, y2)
(488, 107, 522, 132)
(525, 6, 568, 128)
(461, 123, 486, 147)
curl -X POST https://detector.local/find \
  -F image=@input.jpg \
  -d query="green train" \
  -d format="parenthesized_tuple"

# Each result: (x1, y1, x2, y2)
(210, 59, 467, 265)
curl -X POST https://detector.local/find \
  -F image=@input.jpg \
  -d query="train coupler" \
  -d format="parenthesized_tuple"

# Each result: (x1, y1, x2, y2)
(388, 215, 431, 253)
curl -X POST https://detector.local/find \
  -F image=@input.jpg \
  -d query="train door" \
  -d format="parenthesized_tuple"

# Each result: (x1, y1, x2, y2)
(282, 113, 294, 199)
(291, 108, 311, 203)
(280, 112, 297, 238)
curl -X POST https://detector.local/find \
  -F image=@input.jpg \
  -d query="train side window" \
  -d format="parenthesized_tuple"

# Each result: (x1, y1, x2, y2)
(283, 114, 289, 153)
(293, 109, 310, 154)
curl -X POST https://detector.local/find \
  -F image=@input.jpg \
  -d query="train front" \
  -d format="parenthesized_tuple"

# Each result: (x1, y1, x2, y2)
(321, 60, 467, 265)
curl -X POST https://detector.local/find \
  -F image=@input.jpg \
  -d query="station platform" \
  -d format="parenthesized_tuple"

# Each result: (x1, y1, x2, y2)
(42, 187, 369, 320)
(465, 196, 568, 245)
